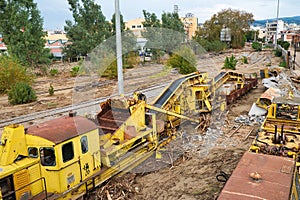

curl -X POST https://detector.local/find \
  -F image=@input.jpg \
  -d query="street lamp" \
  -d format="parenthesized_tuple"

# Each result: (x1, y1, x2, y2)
(274, 0, 279, 49)
(115, 0, 124, 95)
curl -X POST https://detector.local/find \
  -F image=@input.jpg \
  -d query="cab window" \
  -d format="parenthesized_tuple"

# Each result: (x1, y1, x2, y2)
(28, 147, 38, 158)
(40, 147, 56, 166)
(62, 142, 74, 162)
(81, 136, 88, 154)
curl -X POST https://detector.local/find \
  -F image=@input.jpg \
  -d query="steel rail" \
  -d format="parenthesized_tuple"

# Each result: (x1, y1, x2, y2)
(0, 83, 169, 128)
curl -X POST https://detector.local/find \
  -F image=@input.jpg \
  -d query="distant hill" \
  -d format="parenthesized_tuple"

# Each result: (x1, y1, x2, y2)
(254, 16, 300, 26)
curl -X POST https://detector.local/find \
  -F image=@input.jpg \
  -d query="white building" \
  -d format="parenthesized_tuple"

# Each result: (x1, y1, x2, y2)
(266, 20, 284, 43)
(250, 26, 267, 40)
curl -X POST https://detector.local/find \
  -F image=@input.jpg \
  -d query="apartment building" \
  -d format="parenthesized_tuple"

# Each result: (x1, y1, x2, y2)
(266, 20, 284, 43)
(125, 18, 145, 38)
(180, 13, 198, 40)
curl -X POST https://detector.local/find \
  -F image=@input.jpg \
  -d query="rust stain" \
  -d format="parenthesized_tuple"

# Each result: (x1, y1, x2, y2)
(218, 152, 295, 200)
(27, 116, 98, 144)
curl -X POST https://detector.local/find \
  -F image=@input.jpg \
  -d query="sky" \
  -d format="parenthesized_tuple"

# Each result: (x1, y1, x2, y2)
(35, 0, 300, 30)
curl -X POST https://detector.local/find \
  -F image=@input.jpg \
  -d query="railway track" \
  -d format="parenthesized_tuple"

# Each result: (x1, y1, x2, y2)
(0, 83, 169, 128)
(32, 66, 165, 96)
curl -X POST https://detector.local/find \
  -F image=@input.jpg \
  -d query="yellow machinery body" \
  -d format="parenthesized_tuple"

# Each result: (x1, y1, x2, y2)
(0, 71, 257, 199)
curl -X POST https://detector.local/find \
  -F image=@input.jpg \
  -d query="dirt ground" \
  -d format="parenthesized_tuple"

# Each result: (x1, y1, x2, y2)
(0, 45, 284, 199)
(0, 45, 280, 120)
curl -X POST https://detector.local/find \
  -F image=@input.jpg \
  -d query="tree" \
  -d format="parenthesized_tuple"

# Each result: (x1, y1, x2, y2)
(0, 56, 33, 94)
(0, 0, 50, 67)
(195, 8, 254, 49)
(107, 13, 137, 53)
(161, 12, 185, 53)
(142, 10, 185, 62)
(141, 10, 163, 63)
(64, 0, 110, 60)
(161, 12, 185, 33)
(252, 41, 262, 51)
(110, 13, 126, 35)
(167, 45, 197, 74)
(277, 40, 290, 50)
(245, 30, 258, 42)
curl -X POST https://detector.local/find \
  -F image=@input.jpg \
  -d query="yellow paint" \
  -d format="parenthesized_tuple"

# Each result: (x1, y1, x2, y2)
(13, 169, 31, 200)
(0, 125, 27, 165)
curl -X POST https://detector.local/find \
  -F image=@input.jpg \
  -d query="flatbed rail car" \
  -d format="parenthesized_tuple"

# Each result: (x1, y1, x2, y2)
(218, 151, 300, 200)
(0, 71, 257, 200)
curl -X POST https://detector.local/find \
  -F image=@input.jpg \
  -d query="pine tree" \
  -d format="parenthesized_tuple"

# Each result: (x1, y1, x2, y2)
(0, 0, 50, 67)
(110, 13, 126, 35)
(64, 0, 110, 60)
(142, 10, 185, 59)
(161, 12, 185, 53)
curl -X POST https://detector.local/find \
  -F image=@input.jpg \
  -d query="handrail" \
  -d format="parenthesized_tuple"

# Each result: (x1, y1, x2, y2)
(2, 177, 47, 199)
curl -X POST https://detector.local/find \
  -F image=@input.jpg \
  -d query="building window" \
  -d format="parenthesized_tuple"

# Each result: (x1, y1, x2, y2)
(132, 25, 136, 29)
(137, 25, 142, 28)
(28, 147, 38, 158)
(62, 142, 74, 163)
(40, 147, 56, 166)
(81, 136, 88, 154)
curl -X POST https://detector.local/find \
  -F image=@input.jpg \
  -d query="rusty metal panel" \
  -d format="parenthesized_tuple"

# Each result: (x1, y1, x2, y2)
(218, 152, 295, 200)
(261, 87, 280, 101)
(27, 116, 98, 144)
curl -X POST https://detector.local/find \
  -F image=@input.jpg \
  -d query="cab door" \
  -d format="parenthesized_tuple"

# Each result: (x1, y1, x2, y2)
(79, 135, 93, 180)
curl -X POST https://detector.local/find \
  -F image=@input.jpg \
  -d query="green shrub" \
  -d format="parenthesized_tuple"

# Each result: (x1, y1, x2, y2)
(102, 60, 118, 79)
(166, 46, 197, 74)
(8, 82, 37, 105)
(70, 65, 82, 77)
(48, 84, 54, 96)
(252, 42, 262, 51)
(279, 61, 287, 68)
(0, 56, 33, 94)
(124, 52, 139, 68)
(49, 68, 59, 76)
(197, 39, 227, 52)
(223, 55, 237, 70)
(274, 49, 282, 57)
(277, 40, 290, 50)
(242, 56, 248, 64)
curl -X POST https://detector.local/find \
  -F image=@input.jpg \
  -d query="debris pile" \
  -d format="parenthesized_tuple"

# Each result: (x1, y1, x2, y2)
(92, 173, 139, 200)
(234, 115, 265, 126)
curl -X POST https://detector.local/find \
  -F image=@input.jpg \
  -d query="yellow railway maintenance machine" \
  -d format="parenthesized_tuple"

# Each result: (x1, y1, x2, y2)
(0, 71, 256, 200)
(219, 97, 300, 199)
(0, 110, 159, 200)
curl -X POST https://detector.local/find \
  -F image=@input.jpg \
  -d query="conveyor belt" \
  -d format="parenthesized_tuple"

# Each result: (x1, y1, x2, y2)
(214, 71, 226, 82)
(154, 71, 227, 108)
(208, 71, 226, 84)
(153, 73, 198, 108)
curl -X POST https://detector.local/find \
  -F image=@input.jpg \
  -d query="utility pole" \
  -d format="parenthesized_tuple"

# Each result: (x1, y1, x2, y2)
(115, 0, 124, 95)
(274, 0, 280, 49)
